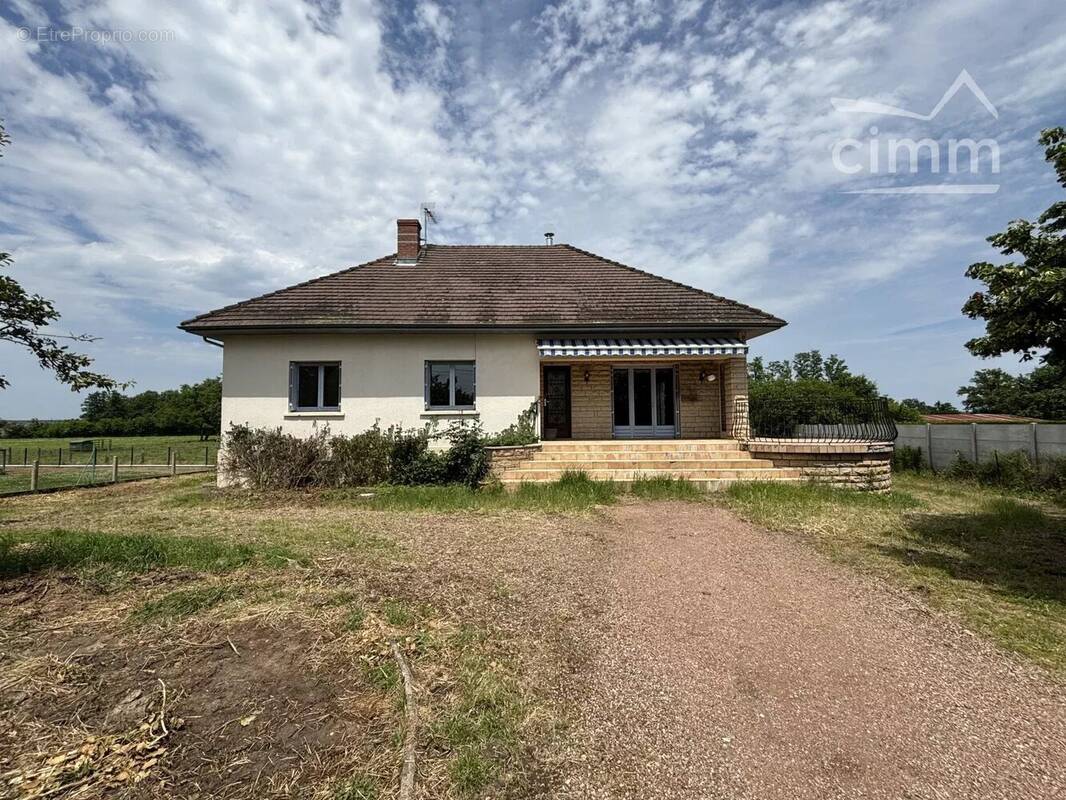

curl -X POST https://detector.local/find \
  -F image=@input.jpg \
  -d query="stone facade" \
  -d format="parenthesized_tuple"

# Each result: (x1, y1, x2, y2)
(568, 363, 614, 439)
(746, 441, 893, 492)
(676, 361, 723, 438)
(546, 358, 743, 440)
(722, 357, 748, 438)
(484, 444, 542, 481)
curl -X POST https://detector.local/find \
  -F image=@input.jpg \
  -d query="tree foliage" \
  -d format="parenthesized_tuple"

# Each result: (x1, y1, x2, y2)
(963, 128, 1066, 365)
(957, 365, 1066, 420)
(79, 378, 222, 438)
(0, 378, 222, 439)
(748, 350, 921, 422)
(899, 398, 960, 415)
(0, 120, 125, 393)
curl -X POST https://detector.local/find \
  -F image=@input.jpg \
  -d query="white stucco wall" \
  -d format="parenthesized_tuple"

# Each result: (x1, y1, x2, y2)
(218, 332, 541, 443)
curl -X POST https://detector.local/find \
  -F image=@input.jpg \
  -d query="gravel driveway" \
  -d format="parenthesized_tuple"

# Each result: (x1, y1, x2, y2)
(555, 502, 1066, 800)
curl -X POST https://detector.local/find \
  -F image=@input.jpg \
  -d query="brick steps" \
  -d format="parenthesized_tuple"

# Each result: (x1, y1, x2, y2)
(495, 439, 803, 488)
(519, 459, 776, 470)
(531, 450, 752, 462)
(499, 467, 803, 482)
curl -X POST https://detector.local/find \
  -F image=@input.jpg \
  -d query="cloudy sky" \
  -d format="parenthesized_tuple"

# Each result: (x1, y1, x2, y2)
(1, 0, 1064, 418)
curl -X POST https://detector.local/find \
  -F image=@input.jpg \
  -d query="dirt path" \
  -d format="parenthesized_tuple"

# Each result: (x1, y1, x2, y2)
(556, 502, 1066, 800)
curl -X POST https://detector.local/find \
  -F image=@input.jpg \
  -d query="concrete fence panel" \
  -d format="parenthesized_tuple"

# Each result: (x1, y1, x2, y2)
(896, 423, 1066, 470)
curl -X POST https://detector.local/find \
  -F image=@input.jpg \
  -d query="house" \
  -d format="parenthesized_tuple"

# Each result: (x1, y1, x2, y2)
(180, 219, 785, 456)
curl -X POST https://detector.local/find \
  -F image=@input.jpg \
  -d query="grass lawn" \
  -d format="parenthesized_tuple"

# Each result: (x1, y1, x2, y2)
(2, 469, 1063, 796)
(0, 434, 219, 467)
(719, 473, 1066, 675)
(0, 473, 607, 799)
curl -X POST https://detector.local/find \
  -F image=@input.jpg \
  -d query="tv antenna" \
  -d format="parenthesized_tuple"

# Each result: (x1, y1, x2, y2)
(420, 203, 437, 244)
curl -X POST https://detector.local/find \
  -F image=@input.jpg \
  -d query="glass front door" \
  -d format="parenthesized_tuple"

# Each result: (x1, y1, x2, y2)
(612, 366, 677, 438)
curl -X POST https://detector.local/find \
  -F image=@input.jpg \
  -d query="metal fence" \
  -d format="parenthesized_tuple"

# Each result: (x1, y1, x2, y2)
(732, 396, 899, 443)
(896, 422, 1066, 471)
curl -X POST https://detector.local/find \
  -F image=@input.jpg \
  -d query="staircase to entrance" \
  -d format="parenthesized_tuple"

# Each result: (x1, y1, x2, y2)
(495, 439, 804, 489)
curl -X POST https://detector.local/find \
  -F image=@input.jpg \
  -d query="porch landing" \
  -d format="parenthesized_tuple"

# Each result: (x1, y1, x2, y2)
(495, 439, 803, 489)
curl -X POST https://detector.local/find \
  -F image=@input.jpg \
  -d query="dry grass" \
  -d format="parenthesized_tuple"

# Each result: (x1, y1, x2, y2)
(0, 475, 581, 798)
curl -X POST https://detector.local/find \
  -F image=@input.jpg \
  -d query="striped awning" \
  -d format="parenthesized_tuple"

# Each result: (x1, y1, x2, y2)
(536, 337, 747, 358)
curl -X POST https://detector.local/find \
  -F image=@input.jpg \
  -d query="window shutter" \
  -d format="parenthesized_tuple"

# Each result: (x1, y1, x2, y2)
(288, 363, 296, 411)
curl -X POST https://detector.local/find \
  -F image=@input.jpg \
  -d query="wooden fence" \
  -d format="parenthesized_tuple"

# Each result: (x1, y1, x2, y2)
(0, 452, 216, 495)
(0, 444, 216, 467)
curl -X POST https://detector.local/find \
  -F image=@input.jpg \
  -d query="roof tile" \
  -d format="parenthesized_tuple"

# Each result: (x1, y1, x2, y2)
(180, 244, 785, 333)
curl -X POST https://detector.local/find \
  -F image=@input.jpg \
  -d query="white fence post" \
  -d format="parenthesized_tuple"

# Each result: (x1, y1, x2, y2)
(112, 456, 119, 483)
(171, 453, 177, 476)
(30, 460, 39, 492)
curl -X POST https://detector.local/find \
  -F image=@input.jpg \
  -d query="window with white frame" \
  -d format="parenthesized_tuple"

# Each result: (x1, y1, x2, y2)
(289, 362, 341, 411)
(425, 361, 476, 410)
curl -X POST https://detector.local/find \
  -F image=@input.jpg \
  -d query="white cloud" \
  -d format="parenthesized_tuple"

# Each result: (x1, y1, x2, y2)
(0, 0, 1064, 416)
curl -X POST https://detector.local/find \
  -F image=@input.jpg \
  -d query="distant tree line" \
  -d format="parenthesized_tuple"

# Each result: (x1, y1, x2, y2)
(751, 351, 1065, 422)
(747, 350, 923, 422)
(0, 377, 222, 439)
(955, 365, 1065, 420)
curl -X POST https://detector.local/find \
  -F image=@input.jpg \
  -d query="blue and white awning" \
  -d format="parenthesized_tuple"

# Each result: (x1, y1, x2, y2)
(536, 337, 747, 358)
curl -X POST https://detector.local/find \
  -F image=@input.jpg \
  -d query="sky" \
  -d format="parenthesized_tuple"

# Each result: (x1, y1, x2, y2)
(1, 0, 1064, 419)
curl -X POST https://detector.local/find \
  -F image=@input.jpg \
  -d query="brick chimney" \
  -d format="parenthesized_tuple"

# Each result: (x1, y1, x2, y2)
(396, 218, 421, 262)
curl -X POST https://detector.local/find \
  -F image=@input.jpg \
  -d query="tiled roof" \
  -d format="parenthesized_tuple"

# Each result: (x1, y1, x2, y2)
(922, 413, 1045, 424)
(180, 244, 785, 334)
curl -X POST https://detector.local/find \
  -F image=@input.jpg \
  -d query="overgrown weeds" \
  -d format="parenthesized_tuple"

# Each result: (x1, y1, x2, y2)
(629, 475, 704, 501)
(894, 445, 1066, 506)
(947, 451, 1066, 503)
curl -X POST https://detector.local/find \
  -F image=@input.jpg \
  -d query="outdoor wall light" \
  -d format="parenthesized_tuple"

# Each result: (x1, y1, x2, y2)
(699, 370, 717, 383)
(583, 369, 591, 382)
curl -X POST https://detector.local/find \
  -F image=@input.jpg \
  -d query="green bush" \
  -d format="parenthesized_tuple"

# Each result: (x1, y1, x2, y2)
(386, 425, 446, 485)
(441, 425, 492, 489)
(222, 425, 332, 489)
(892, 445, 925, 472)
(747, 379, 887, 436)
(946, 450, 1066, 500)
(484, 402, 539, 447)
(326, 424, 394, 486)
(222, 422, 490, 490)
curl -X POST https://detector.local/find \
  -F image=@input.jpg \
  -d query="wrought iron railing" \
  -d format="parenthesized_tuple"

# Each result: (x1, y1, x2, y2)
(730, 396, 898, 443)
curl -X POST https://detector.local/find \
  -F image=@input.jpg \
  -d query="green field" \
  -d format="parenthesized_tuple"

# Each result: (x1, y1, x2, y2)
(0, 435, 219, 468)
(0, 463, 215, 494)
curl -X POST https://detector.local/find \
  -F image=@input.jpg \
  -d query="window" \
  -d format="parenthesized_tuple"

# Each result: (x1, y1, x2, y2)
(425, 361, 475, 409)
(289, 362, 341, 411)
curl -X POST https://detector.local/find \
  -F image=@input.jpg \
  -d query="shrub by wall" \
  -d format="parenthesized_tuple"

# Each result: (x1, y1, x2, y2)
(947, 451, 1066, 500)
(222, 423, 491, 490)
(483, 401, 539, 447)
